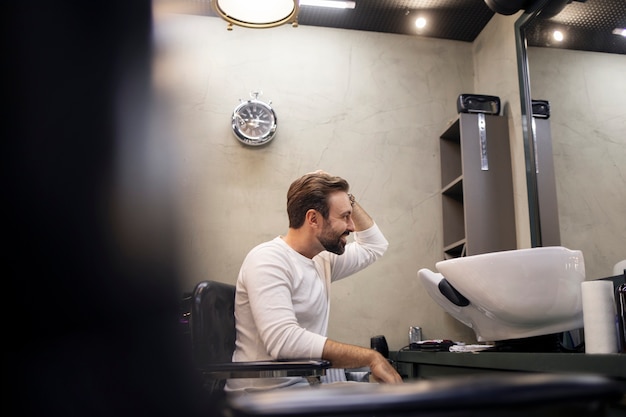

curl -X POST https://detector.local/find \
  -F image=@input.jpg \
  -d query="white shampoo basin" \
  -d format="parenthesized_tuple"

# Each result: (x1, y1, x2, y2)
(419, 247, 585, 342)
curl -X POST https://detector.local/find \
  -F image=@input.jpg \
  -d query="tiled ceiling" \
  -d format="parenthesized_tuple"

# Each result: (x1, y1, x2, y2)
(524, 0, 626, 54)
(160, 0, 626, 55)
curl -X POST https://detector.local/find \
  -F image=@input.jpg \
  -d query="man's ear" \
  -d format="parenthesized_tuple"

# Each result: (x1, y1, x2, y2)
(305, 209, 319, 228)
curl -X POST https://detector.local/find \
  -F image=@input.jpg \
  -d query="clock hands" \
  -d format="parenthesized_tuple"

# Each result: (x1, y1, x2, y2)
(235, 112, 272, 129)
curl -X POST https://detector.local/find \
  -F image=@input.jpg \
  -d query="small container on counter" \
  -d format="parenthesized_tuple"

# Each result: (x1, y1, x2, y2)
(409, 326, 422, 344)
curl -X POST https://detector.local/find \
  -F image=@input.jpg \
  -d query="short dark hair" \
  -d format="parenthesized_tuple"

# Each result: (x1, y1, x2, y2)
(287, 172, 349, 229)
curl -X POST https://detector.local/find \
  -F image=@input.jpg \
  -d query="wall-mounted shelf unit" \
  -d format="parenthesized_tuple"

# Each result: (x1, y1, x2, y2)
(440, 113, 516, 259)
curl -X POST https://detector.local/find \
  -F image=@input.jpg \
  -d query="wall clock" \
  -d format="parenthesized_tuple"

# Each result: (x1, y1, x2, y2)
(231, 91, 277, 146)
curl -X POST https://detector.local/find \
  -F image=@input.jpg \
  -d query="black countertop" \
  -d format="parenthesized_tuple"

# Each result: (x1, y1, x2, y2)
(394, 350, 626, 380)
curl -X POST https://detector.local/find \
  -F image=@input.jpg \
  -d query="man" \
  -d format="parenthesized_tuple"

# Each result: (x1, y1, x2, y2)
(226, 171, 402, 393)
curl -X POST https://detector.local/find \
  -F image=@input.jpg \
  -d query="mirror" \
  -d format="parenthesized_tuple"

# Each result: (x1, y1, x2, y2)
(516, 0, 626, 280)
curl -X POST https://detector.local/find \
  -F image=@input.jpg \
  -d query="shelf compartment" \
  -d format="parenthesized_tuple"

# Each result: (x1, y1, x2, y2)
(438, 113, 516, 259)
(443, 239, 466, 259)
(442, 194, 465, 249)
(442, 176, 463, 201)
(439, 119, 462, 187)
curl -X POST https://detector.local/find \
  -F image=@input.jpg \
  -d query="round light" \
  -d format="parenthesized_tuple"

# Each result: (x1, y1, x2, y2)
(211, 0, 298, 28)
(553, 30, 564, 42)
(415, 17, 426, 29)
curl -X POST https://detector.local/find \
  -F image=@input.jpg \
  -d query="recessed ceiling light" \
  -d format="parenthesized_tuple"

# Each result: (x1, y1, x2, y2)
(612, 28, 626, 37)
(553, 30, 564, 42)
(300, 0, 356, 9)
(415, 17, 427, 29)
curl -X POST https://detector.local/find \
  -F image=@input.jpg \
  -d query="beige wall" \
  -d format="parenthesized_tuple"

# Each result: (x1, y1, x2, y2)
(153, 12, 525, 349)
(528, 47, 626, 281)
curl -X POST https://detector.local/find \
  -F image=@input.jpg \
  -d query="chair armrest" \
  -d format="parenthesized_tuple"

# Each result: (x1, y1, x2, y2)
(200, 359, 331, 379)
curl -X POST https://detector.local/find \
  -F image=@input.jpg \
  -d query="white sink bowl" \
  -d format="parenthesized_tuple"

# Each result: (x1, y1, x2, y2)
(419, 247, 585, 341)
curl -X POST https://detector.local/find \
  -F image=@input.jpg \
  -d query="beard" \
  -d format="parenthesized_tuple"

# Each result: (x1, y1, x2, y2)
(319, 227, 349, 255)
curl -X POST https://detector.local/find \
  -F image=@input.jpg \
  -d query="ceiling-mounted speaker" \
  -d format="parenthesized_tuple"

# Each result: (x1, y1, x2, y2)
(538, 0, 572, 19)
(484, 0, 572, 17)
(484, 0, 529, 15)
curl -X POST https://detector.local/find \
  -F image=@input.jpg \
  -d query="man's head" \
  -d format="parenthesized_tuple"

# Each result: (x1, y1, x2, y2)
(287, 171, 349, 228)
(287, 171, 353, 255)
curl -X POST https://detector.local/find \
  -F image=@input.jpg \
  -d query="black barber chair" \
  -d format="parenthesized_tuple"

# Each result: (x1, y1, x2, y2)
(180, 280, 330, 394)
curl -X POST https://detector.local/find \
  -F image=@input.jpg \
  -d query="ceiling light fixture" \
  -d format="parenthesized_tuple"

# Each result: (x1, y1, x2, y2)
(612, 28, 626, 37)
(553, 30, 564, 42)
(300, 0, 356, 9)
(211, 0, 299, 29)
(415, 17, 427, 29)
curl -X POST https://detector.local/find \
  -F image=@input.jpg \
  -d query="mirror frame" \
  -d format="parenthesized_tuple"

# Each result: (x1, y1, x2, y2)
(514, 0, 553, 248)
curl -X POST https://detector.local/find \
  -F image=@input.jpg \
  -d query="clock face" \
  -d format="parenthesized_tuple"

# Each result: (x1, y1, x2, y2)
(231, 99, 277, 146)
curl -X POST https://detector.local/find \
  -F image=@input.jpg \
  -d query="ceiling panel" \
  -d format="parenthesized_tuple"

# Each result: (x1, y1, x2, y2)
(157, 0, 626, 54)
(525, 0, 626, 54)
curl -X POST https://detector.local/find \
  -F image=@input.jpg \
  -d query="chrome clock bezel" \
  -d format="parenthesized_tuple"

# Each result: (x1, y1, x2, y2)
(231, 98, 277, 146)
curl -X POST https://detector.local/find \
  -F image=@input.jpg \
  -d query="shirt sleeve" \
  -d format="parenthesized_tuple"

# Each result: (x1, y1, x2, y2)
(326, 223, 389, 282)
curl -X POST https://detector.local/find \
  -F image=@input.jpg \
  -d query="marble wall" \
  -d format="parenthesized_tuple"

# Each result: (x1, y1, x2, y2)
(528, 48, 626, 281)
(153, 11, 522, 349)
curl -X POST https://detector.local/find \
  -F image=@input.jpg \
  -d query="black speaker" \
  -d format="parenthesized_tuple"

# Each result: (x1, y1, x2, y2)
(370, 335, 389, 358)
(484, 0, 570, 18)
(532, 99, 550, 119)
(484, 0, 528, 16)
(457, 94, 501, 115)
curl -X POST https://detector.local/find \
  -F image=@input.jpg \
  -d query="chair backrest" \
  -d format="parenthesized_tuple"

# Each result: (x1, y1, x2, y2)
(189, 280, 237, 367)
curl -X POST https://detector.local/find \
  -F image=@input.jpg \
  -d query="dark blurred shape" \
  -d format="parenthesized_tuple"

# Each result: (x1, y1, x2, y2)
(617, 282, 626, 353)
(484, 0, 573, 18)
(484, 0, 530, 15)
(228, 372, 624, 417)
(370, 335, 389, 358)
(3, 1, 212, 416)
(491, 334, 562, 352)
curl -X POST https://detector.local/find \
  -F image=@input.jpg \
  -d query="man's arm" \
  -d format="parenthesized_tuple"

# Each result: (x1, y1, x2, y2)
(322, 339, 403, 383)
(323, 188, 400, 383)
(350, 197, 374, 231)
(327, 194, 388, 283)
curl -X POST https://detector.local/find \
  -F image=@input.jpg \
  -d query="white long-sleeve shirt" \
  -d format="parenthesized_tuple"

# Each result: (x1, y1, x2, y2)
(226, 224, 388, 392)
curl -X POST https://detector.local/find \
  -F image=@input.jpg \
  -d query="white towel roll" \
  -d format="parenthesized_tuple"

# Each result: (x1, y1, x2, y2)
(581, 280, 618, 354)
